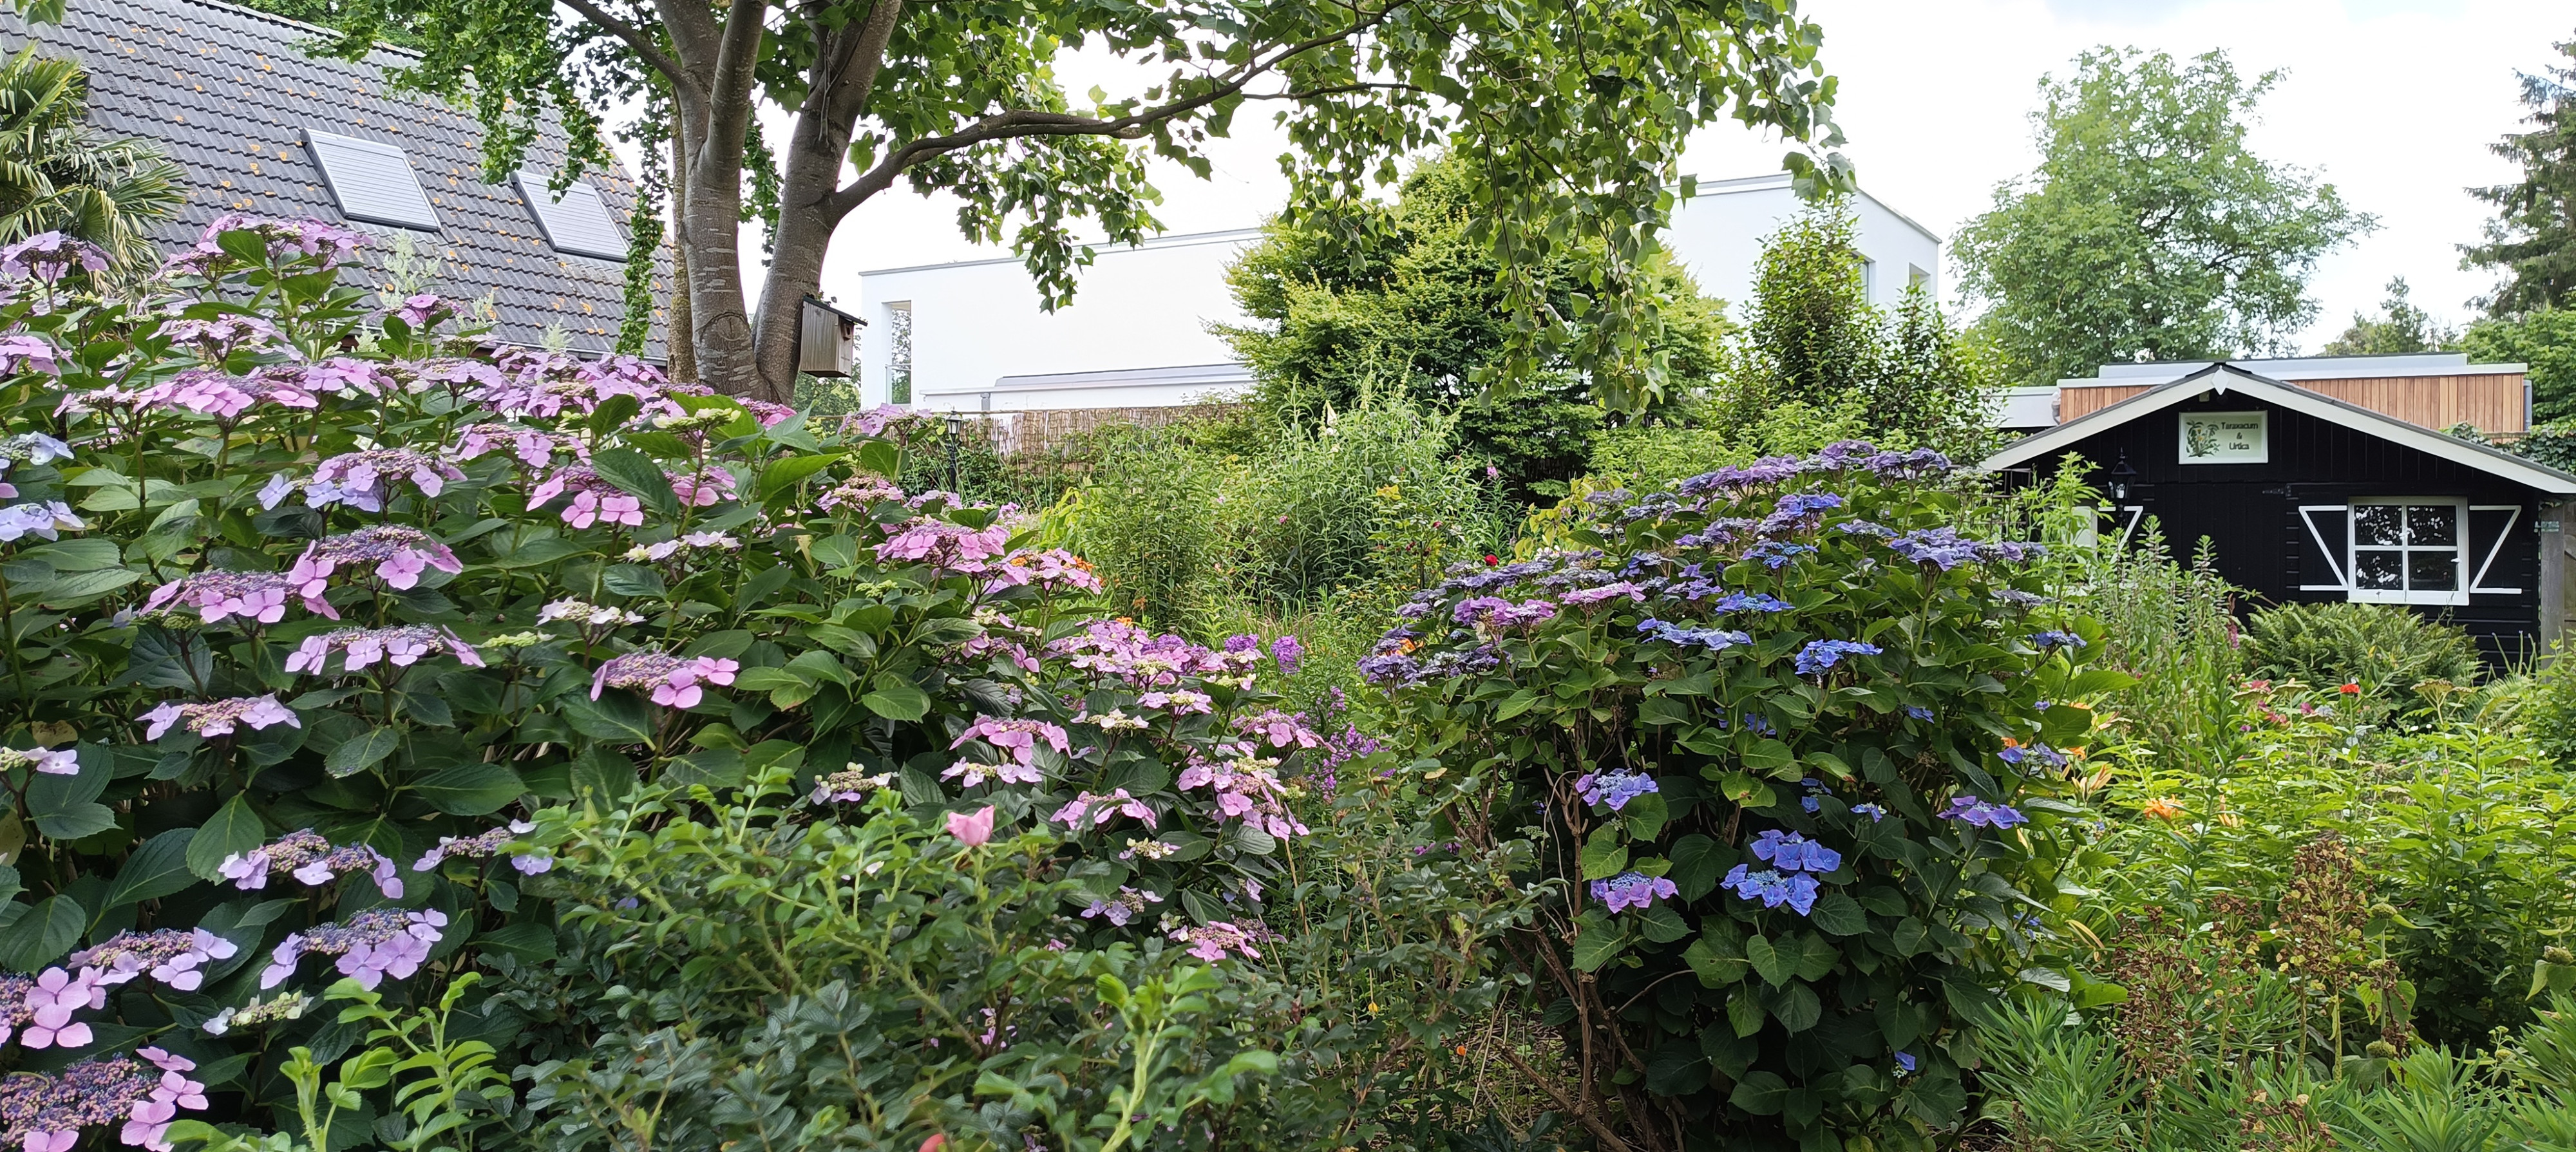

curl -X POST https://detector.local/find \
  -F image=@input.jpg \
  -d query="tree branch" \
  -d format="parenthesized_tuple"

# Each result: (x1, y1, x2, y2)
(823, 0, 1415, 220)
(559, 0, 696, 101)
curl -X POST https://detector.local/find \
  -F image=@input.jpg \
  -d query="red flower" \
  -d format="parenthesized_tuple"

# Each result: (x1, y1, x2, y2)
(1483, 554, 1499, 566)
(2338, 682, 2360, 695)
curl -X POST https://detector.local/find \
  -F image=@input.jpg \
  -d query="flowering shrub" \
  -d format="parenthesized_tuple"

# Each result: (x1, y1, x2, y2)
(1370, 444, 2122, 1149)
(0, 219, 1338, 1147)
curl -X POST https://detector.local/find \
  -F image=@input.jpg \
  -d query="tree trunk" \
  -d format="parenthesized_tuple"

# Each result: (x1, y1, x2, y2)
(747, 100, 861, 404)
(667, 126, 696, 384)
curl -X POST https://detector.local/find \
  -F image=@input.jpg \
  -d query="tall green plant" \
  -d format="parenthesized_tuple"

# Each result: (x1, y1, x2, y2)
(0, 46, 183, 274)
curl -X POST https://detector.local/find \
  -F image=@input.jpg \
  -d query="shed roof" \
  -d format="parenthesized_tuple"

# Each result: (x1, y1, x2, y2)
(1983, 363, 2576, 496)
(0, 0, 667, 357)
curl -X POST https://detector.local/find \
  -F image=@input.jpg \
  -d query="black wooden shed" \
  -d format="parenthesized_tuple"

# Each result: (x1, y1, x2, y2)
(1983, 363, 2576, 663)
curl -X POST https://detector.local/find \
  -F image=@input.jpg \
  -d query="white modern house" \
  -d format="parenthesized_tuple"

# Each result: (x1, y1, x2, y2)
(852, 172, 1942, 414)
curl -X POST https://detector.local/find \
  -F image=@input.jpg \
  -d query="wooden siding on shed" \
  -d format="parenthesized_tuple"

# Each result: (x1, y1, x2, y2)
(2060, 372, 2528, 434)
(2018, 389, 2549, 665)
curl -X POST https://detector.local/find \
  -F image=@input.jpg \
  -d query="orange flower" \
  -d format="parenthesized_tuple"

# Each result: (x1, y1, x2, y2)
(2141, 797, 2182, 820)
(2338, 681, 2360, 695)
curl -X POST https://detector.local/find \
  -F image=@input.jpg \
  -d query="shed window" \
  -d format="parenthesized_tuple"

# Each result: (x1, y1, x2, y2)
(515, 173, 629, 261)
(2349, 498, 2467, 607)
(303, 129, 440, 231)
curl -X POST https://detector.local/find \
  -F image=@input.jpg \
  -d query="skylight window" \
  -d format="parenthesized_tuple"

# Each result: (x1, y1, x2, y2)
(516, 173, 629, 261)
(302, 129, 441, 231)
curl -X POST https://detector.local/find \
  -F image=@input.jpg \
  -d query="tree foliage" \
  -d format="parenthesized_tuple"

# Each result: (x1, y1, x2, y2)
(2319, 277, 2457, 357)
(0, 46, 182, 274)
(2465, 307, 2576, 423)
(1953, 48, 2374, 384)
(1721, 201, 1996, 455)
(305, 0, 1851, 404)
(1219, 155, 1732, 500)
(2463, 30, 2576, 315)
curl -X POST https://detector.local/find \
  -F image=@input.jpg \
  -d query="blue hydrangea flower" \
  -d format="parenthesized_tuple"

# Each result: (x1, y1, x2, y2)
(1709, 592, 1792, 614)
(1723, 864, 1821, 915)
(1905, 705, 1935, 721)
(2031, 630, 2086, 651)
(1894, 1051, 1917, 1075)
(1637, 618, 1753, 651)
(1743, 541, 1817, 569)
(1998, 742, 2069, 769)
(1575, 770, 1660, 811)
(1852, 802, 1888, 822)
(1794, 639, 1883, 675)
(1751, 829, 1842, 874)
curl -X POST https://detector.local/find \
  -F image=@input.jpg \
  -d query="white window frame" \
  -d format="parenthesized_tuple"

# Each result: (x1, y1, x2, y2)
(2346, 498, 2469, 607)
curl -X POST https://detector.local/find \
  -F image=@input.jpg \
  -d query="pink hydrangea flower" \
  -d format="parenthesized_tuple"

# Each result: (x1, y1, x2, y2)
(274, 449, 465, 512)
(531, 465, 647, 529)
(285, 625, 482, 675)
(288, 526, 462, 591)
(139, 569, 335, 624)
(945, 806, 996, 847)
(591, 650, 738, 709)
(667, 466, 735, 507)
(137, 695, 299, 741)
(874, 518, 1011, 574)
(0, 232, 108, 282)
(1050, 788, 1156, 831)
(0, 334, 61, 376)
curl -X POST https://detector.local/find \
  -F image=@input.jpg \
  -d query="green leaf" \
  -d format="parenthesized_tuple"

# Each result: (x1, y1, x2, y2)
(1668, 835, 1724, 901)
(601, 564, 667, 599)
(1637, 903, 1690, 943)
(187, 793, 267, 881)
(860, 681, 931, 722)
(106, 829, 198, 907)
(324, 726, 402, 777)
(1808, 892, 1868, 936)
(569, 747, 636, 801)
(410, 764, 526, 816)
(1730, 1072, 1790, 1116)
(1624, 792, 1669, 842)
(33, 802, 115, 840)
(562, 694, 656, 744)
(758, 451, 842, 502)
(31, 567, 142, 606)
(477, 921, 557, 961)
(1495, 690, 1539, 721)
(1685, 935, 1748, 987)
(0, 894, 84, 968)
(1727, 986, 1766, 1037)
(1743, 737, 1796, 773)
(1746, 934, 1790, 988)
(1765, 981, 1823, 1032)
(1570, 921, 1627, 972)
(589, 448, 681, 518)
(1578, 826, 1629, 880)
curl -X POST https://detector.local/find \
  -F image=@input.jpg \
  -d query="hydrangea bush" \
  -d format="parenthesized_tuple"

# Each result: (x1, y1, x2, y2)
(0, 219, 1347, 1148)
(1368, 444, 2126, 1150)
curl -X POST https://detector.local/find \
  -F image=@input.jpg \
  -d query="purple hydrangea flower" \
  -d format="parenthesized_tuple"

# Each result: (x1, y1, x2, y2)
(1940, 795, 2029, 829)
(1575, 770, 1660, 811)
(260, 908, 448, 990)
(1270, 635, 1304, 674)
(1590, 871, 1680, 913)
(2031, 630, 2086, 652)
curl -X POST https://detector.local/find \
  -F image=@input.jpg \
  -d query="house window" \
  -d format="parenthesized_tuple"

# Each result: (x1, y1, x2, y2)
(303, 129, 441, 231)
(885, 301, 913, 405)
(2348, 498, 2467, 606)
(515, 172, 630, 261)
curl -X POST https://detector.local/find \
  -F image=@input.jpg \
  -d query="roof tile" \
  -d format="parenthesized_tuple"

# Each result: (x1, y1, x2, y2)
(2, 0, 664, 357)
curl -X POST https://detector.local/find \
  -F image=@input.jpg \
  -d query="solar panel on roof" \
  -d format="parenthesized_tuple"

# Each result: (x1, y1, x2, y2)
(302, 128, 439, 231)
(515, 172, 629, 261)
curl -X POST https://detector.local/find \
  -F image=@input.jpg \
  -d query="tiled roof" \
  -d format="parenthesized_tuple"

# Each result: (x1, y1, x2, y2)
(0, 0, 668, 357)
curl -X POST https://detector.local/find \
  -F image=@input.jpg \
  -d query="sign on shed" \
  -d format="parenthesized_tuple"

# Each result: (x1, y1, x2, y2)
(2178, 410, 2268, 464)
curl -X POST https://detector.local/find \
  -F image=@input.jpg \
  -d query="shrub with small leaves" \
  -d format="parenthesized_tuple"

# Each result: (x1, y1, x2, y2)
(1369, 442, 2124, 1149)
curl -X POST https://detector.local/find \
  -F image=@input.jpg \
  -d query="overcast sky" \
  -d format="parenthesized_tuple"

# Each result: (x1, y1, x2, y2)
(795, 0, 2569, 352)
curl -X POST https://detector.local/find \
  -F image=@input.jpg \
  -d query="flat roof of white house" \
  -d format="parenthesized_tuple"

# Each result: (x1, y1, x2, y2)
(2062, 352, 2528, 388)
(860, 228, 1266, 278)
